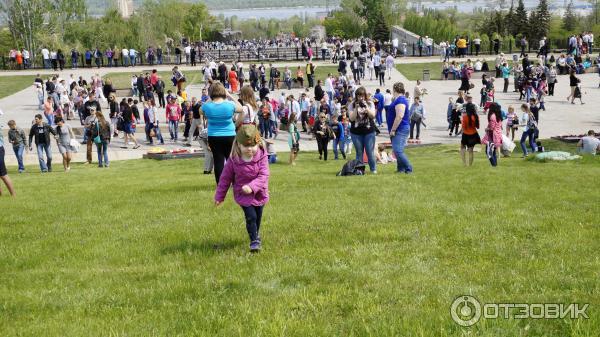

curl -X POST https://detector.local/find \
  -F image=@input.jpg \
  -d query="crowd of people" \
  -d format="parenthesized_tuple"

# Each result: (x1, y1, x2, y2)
(2, 36, 599, 249)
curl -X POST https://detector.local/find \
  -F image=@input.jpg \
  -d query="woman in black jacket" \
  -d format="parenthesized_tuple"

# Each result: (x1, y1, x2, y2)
(567, 69, 584, 105)
(312, 113, 335, 161)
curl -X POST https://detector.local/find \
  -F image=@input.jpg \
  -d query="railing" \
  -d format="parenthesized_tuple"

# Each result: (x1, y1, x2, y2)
(0, 47, 317, 70)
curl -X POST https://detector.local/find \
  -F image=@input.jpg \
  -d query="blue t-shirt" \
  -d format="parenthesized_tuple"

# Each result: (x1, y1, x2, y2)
(386, 95, 410, 133)
(202, 101, 236, 137)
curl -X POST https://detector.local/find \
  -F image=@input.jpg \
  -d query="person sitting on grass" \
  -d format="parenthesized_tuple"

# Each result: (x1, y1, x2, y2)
(577, 130, 600, 155)
(214, 125, 270, 253)
(376, 143, 396, 164)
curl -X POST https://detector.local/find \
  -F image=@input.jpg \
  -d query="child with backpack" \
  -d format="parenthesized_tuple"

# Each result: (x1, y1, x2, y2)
(214, 125, 270, 253)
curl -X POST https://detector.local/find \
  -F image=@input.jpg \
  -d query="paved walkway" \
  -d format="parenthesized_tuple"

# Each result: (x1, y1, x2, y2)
(1, 56, 599, 167)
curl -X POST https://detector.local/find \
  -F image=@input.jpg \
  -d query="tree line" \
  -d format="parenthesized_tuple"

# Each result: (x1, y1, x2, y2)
(403, 0, 599, 50)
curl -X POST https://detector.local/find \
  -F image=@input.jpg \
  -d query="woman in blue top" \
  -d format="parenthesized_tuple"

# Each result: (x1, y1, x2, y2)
(387, 82, 413, 173)
(202, 82, 243, 183)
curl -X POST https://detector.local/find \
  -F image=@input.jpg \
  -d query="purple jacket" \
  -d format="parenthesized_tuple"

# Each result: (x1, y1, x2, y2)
(214, 147, 270, 207)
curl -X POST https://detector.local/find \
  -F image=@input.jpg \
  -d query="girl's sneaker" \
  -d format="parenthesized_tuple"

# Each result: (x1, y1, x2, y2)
(250, 240, 261, 253)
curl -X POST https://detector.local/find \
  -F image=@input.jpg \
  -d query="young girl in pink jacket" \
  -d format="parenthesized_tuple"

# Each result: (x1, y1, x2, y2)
(214, 125, 270, 252)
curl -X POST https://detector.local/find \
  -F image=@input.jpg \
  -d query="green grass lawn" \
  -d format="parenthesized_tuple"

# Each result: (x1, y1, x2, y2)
(0, 75, 35, 99)
(396, 62, 443, 81)
(1, 141, 599, 336)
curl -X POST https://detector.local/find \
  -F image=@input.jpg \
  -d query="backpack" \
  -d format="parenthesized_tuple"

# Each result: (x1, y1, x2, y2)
(336, 160, 366, 176)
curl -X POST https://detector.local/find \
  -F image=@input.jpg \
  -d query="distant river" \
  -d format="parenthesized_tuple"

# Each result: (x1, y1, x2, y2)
(209, 1, 592, 20)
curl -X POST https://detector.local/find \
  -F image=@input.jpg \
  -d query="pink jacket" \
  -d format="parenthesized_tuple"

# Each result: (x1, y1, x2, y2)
(214, 147, 270, 207)
(482, 114, 503, 146)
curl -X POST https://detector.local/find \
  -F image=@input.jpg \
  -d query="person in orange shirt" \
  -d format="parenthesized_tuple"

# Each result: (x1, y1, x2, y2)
(457, 38, 467, 58)
(15, 51, 23, 69)
(460, 102, 480, 166)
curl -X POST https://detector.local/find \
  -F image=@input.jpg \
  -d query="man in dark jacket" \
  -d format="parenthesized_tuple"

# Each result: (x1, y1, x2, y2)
(136, 73, 145, 102)
(314, 80, 325, 112)
(28, 114, 56, 172)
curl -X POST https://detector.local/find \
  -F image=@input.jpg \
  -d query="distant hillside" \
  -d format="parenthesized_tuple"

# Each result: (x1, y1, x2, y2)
(85, 0, 341, 16)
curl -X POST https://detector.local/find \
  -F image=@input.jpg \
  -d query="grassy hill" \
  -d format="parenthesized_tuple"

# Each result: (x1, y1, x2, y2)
(1, 141, 599, 336)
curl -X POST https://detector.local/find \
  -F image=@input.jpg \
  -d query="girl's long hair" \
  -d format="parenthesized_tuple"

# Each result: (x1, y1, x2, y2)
(289, 112, 297, 124)
(488, 102, 502, 122)
(95, 111, 108, 128)
(239, 85, 258, 110)
(465, 103, 479, 129)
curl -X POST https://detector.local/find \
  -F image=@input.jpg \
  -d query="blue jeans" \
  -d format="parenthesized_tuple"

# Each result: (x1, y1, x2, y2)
(520, 129, 537, 155)
(36, 143, 52, 172)
(130, 55, 136, 66)
(376, 108, 384, 126)
(350, 131, 376, 172)
(391, 127, 412, 173)
(147, 123, 164, 144)
(168, 120, 179, 140)
(332, 137, 346, 159)
(43, 59, 50, 69)
(45, 114, 55, 126)
(487, 144, 498, 166)
(13, 145, 25, 171)
(96, 140, 109, 167)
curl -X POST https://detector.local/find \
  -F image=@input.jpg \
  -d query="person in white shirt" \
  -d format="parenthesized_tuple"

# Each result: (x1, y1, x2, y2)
(439, 41, 447, 61)
(67, 74, 76, 89)
(287, 95, 301, 121)
(424, 36, 433, 56)
(324, 74, 334, 109)
(578, 130, 600, 155)
(385, 54, 395, 79)
(473, 38, 481, 56)
(474, 60, 483, 71)
(121, 48, 129, 66)
(392, 38, 399, 56)
(22, 49, 30, 69)
(127, 48, 135, 67)
(321, 41, 328, 61)
(184, 45, 191, 65)
(41, 47, 50, 69)
(366, 57, 374, 80)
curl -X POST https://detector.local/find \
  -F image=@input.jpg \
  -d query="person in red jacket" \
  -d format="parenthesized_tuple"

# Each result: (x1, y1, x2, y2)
(165, 97, 182, 142)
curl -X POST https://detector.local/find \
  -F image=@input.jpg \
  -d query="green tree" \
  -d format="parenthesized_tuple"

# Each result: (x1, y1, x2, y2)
(562, 0, 578, 32)
(0, 0, 49, 64)
(182, 3, 211, 41)
(505, 1, 516, 36)
(323, 9, 363, 39)
(530, 0, 551, 40)
(586, 0, 600, 25)
(514, 0, 529, 37)
(372, 11, 390, 41)
(353, 0, 387, 39)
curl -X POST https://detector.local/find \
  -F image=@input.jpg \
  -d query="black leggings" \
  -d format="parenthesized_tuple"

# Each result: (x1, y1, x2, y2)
(450, 121, 460, 135)
(317, 137, 330, 160)
(242, 205, 264, 242)
(208, 136, 235, 184)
